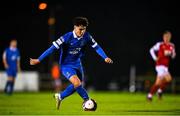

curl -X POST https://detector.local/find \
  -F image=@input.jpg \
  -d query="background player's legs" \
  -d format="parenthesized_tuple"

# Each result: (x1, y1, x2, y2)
(54, 78, 62, 92)
(158, 74, 172, 98)
(69, 75, 89, 100)
(147, 76, 162, 100)
(4, 77, 15, 95)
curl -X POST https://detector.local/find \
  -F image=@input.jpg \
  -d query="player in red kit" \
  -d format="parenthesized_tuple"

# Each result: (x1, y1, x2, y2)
(147, 31, 176, 101)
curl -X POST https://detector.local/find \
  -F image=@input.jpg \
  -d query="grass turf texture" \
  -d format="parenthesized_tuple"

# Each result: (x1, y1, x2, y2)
(0, 92, 180, 115)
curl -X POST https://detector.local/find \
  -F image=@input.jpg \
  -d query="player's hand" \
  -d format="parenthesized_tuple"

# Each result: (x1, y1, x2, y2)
(30, 58, 40, 65)
(155, 57, 159, 62)
(171, 52, 176, 59)
(105, 58, 113, 64)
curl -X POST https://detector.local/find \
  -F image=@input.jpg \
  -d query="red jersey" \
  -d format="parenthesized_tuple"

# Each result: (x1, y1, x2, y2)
(150, 42, 176, 67)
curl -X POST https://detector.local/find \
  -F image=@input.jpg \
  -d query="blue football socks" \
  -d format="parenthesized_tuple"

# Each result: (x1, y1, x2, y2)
(60, 84, 89, 101)
(4, 81, 14, 94)
(75, 85, 89, 100)
(60, 84, 75, 100)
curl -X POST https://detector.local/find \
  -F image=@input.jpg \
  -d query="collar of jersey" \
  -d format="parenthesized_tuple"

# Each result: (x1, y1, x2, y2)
(10, 47, 17, 51)
(73, 31, 83, 40)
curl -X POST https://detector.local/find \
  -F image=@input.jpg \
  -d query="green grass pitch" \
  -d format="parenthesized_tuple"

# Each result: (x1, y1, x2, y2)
(0, 92, 180, 115)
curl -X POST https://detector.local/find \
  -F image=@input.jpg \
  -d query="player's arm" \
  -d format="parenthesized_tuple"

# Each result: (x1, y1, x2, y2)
(149, 42, 160, 61)
(171, 45, 176, 59)
(2, 50, 8, 69)
(17, 60, 21, 72)
(30, 37, 64, 65)
(94, 45, 113, 63)
(89, 35, 113, 64)
(17, 51, 21, 72)
(30, 45, 56, 65)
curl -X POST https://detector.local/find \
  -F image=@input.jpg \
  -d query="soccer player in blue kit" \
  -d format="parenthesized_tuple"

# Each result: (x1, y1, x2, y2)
(30, 17, 113, 110)
(3, 39, 21, 95)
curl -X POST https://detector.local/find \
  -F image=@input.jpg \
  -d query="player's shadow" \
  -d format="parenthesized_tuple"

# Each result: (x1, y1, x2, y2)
(125, 109, 180, 115)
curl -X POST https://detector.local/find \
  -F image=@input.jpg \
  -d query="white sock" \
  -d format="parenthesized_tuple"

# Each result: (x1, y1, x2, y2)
(148, 93, 152, 98)
(55, 93, 61, 100)
(58, 93, 62, 100)
(157, 89, 162, 93)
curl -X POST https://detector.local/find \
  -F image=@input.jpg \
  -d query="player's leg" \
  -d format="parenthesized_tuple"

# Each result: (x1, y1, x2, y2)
(158, 73, 172, 99)
(4, 69, 10, 93)
(147, 76, 162, 101)
(54, 67, 76, 110)
(4, 69, 16, 95)
(54, 83, 75, 110)
(54, 78, 62, 92)
(9, 71, 17, 94)
(58, 84, 75, 99)
(4, 77, 15, 94)
(54, 67, 88, 110)
(73, 67, 89, 100)
(147, 65, 164, 101)
(160, 73, 172, 90)
(157, 66, 171, 99)
(69, 75, 89, 100)
(4, 77, 11, 94)
(59, 67, 87, 100)
(58, 67, 76, 100)
(78, 66, 84, 84)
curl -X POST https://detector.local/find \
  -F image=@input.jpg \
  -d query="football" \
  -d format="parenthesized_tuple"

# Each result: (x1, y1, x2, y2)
(82, 99, 97, 111)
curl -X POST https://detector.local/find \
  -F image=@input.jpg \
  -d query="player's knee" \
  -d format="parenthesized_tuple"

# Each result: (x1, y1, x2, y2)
(155, 83, 161, 86)
(164, 75, 172, 82)
(155, 81, 161, 86)
(166, 77, 172, 82)
(73, 81, 81, 88)
(69, 75, 82, 88)
(72, 79, 81, 88)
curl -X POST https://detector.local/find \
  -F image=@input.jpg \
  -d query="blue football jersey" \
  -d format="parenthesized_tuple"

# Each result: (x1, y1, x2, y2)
(52, 31, 98, 68)
(3, 47, 20, 70)
(38, 31, 108, 69)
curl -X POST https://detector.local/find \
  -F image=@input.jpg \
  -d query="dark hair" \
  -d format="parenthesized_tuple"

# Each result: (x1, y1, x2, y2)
(163, 30, 171, 35)
(73, 17, 89, 27)
(10, 39, 17, 43)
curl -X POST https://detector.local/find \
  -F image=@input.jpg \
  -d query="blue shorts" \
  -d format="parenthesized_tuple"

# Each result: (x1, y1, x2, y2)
(6, 69, 17, 77)
(61, 66, 84, 81)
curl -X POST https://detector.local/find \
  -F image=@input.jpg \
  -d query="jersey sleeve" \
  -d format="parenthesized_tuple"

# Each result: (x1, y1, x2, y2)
(38, 45, 56, 61)
(52, 33, 70, 49)
(171, 44, 176, 59)
(52, 36, 64, 49)
(152, 42, 161, 51)
(88, 34, 108, 59)
(149, 42, 161, 61)
(88, 34, 98, 48)
(2, 49, 7, 60)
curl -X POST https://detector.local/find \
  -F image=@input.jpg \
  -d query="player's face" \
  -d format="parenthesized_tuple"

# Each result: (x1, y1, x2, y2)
(163, 33, 171, 43)
(74, 25, 86, 38)
(10, 40, 17, 48)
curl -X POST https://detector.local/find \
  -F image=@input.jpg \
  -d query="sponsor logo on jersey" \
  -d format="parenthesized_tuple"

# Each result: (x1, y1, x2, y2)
(69, 48, 81, 55)
(11, 55, 17, 61)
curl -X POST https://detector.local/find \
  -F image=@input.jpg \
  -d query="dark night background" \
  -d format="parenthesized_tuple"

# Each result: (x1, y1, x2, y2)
(0, 0, 179, 90)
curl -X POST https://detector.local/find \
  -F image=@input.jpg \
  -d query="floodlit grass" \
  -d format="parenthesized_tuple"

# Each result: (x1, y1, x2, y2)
(0, 91, 180, 115)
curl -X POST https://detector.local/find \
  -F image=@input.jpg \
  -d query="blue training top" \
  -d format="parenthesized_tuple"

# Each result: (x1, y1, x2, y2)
(38, 31, 108, 68)
(3, 47, 20, 70)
